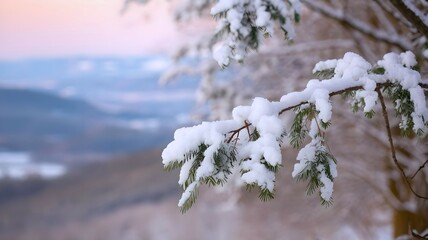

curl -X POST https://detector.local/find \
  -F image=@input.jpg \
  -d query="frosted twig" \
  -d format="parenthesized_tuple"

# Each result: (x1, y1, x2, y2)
(373, 0, 415, 31)
(302, 0, 412, 50)
(390, 0, 428, 37)
(369, 1, 397, 35)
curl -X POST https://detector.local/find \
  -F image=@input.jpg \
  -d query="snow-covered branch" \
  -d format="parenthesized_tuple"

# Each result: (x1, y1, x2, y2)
(301, 0, 413, 50)
(390, 0, 428, 37)
(162, 51, 428, 212)
(373, 0, 415, 31)
(211, 0, 302, 67)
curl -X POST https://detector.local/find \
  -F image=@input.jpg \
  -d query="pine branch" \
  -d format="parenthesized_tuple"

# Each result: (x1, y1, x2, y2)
(225, 82, 428, 151)
(166, 51, 428, 211)
(377, 89, 428, 200)
(279, 82, 427, 116)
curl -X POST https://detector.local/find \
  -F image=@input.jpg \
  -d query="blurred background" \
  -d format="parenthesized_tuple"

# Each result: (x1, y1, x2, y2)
(0, 0, 427, 239)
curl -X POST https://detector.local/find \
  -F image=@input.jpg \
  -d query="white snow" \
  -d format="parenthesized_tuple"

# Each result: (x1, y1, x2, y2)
(241, 160, 275, 191)
(257, 115, 283, 136)
(213, 44, 231, 67)
(292, 138, 317, 177)
(329, 159, 337, 178)
(210, 0, 237, 15)
(248, 97, 278, 124)
(178, 156, 196, 185)
(310, 88, 332, 123)
(210, 0, 301, 66)
(400, 51, 417, 67)
(178, 182, 198, 207)
(227, 8, 244, 34)
(0, 152, 66, 180)
(319, 166, 334, 201)
(255, 6, 271, 28)
(378, 51, 428, 133)
(334, 52, 372, 81)
(313, 59, 338, 74)
(163, 51, 427, 208)
(292, 118, 337, 200)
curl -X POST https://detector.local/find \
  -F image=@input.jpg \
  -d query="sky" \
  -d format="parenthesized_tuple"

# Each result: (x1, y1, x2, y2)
(0, 0, 187, 59)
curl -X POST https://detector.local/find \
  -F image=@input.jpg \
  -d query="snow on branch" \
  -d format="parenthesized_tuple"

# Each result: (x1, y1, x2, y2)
(128, 0, 302, 66)
(390, 0, 428, 37)
(162, 51, 428, 212)
(302, 0, 413, 51)
(373, 0, 415, 31)
(211, 0, 302, 67)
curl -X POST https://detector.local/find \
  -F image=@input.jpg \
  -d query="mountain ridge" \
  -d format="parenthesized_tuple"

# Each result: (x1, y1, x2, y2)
(0, 87, 173, 163)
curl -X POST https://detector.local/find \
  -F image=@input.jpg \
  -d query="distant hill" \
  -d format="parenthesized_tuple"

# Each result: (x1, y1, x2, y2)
(0, 56, 200, 161)
(0, 56, 198, 118)
(0, 87, 173, 162)
(0, 87, 105, 117)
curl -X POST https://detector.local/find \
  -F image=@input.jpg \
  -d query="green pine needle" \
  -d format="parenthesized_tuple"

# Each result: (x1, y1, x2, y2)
(320, 120, 331, 129)
(320, 196, 334, 207)
(180, 185, 199, 214)
(164, 161, 184, 172)
(294, 12, 300, 23)
(294, 143, 336, 207)
(314, 69, 335, 79)
(289, 105, 314, 148)
(369, 66, 385, 75)
(259, 188, 275, 202)
(364, 110, 375, 119)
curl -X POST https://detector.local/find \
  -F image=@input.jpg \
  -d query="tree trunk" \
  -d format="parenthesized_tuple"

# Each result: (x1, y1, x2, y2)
(392, 208, 426, 237)
(389, 176, 428, 237)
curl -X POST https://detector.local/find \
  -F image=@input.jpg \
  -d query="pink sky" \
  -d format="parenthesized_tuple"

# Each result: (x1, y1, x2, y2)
(0, 0, 188, 59)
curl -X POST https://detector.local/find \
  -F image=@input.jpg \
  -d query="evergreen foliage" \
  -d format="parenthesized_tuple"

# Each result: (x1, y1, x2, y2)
(149, 0, 428, 214)
(162, 52, 428, 212)
(294, 140, 336, 206)
(314, 68, 335, 80)
(383, 84, 423, 136)
(289, 105, 313, 148)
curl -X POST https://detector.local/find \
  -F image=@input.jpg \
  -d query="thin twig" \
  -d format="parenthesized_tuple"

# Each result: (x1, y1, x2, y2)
(226, 121, 252, 143)
(410, 159, 428, 180)
(244, 120, 251, 137)
(377, 89, 428, 200)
